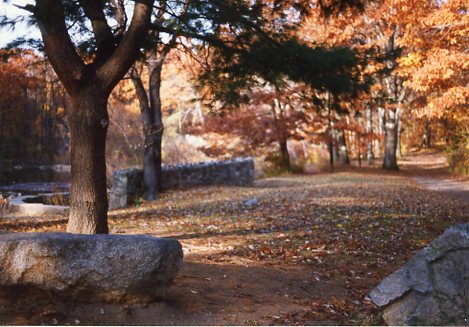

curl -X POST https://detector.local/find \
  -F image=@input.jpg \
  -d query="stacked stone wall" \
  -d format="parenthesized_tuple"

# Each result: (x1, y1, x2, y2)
(109, 157, 254, 209)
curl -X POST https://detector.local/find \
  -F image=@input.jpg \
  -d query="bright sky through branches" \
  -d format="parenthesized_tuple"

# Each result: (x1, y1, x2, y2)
(0, 0, 40, 47)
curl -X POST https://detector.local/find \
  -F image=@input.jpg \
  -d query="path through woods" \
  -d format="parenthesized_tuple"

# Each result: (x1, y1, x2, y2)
(0, 151, 467, 325)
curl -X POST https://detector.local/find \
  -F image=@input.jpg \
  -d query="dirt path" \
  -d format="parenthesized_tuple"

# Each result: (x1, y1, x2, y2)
(399, 150, 469, 203)
(0, 154, 467, 325)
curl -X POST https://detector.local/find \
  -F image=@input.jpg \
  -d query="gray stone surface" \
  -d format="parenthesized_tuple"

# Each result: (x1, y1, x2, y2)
(0, 233, 183, 303)
(369, 224, 469, 325)
(109, 157, 255, 209)
(8, 194, 69, 216)
(109, 168, 144, 210)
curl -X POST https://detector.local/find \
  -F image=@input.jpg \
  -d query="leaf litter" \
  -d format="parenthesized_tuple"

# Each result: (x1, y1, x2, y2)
(0, 166, 467, 325)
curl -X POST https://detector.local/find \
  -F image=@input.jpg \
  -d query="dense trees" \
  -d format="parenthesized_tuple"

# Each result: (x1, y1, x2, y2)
(0, 49, 68, 162)
(0, 0, 467, 234)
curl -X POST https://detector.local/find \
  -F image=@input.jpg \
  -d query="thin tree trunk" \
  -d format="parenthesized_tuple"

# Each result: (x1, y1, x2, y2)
(376, 107, 384, 158)
(337, 130, 350, 165)
(382, 108, 399, 170)
(422, 118, 431, 148)
(327, 105, 334, 172)
(146, 57, 165, 198)
(272, 98, 291, 171)
(67, 89, 109, 234)
(366, 106, 374, 165)
(396, 108, 402, 157)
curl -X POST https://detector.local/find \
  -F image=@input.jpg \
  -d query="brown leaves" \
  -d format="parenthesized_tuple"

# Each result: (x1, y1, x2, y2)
(2, 165, 467, 325)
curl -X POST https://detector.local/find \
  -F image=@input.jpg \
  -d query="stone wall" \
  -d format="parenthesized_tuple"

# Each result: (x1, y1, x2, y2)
(109, 157, 255, 209)
(369, 223, 469, 325)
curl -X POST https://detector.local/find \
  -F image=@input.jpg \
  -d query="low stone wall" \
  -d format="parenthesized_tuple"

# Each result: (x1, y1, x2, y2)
(369, 223, 469, 325)
(109, 157, 255, 209)
(8, 193, 69, 216)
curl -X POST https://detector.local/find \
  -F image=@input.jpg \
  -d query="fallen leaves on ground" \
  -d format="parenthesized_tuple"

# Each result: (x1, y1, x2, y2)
(1, 164, 467, 325)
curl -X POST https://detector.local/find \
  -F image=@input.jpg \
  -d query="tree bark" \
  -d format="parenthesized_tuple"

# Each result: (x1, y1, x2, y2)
(365, 106, 374, 165)
(422, 118, 431, 148)
(396, 107, 402, 157)
(376, 107, 384, 158)
(382, 108, 399, 170)
(272, 97, 291, 171)
(146, 58, 165, 198)
(131, 56, 165, 200)
(337, 130, 350, 165)
(327, 105, 334, 172)
(67, 89, 109, 234)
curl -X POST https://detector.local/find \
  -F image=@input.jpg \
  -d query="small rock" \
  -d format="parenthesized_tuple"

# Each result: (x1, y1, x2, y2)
(244, 198, 258, 206)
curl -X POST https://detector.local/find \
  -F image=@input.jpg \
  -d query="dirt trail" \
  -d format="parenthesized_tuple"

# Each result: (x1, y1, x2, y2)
(399, 150, 469, 204)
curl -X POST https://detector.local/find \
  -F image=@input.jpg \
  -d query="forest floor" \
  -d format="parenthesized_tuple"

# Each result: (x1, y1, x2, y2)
(0, 150, 467, 325)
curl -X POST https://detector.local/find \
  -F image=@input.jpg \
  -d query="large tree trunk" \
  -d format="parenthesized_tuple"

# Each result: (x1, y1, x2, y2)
(34, 0, 155, 234)
(366, 106, 374, 165)
(67, 89, 109, 234)
(382, 108, 399, 170)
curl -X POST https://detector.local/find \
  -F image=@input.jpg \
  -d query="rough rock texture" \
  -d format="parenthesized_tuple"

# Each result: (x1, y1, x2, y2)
(109, 157, 255, 209)
(109, 169, 144, 210)
(0, 233, 183, 303)
(369, 224, 469, 325)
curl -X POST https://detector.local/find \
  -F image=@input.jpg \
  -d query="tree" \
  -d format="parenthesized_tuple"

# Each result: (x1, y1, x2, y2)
(128, 0, 188, 199)
(130, 0, 370, 183)
(398, 0, 468, 171)
(2, 0, 156, 234)
(0, 49, 69, 162)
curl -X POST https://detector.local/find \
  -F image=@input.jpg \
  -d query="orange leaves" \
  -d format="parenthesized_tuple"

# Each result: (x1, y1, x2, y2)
(396, 0, 469, 119)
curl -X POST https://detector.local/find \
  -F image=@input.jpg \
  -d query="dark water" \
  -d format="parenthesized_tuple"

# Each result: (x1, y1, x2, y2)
(0, 167, 71, 195)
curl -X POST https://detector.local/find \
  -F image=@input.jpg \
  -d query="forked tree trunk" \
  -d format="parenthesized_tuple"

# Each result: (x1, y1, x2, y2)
(67, 89, 109, 234)
(131, 57, 165, 200)
(382, 108, 399, 170)
(34, 0, 155, 234)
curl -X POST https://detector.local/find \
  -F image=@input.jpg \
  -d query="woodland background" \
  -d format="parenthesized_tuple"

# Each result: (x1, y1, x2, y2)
(0, 0, 467, 177)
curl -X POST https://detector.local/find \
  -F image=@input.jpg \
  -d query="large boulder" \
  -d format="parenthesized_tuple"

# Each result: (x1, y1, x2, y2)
(0, 233, 183, 303)
(369, 224, 469, 325)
